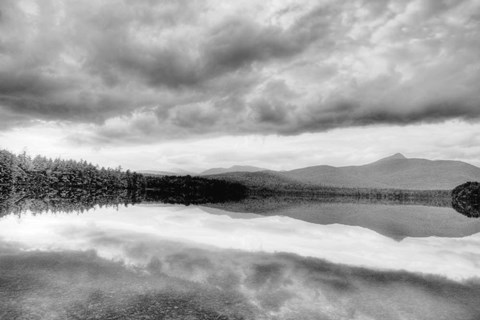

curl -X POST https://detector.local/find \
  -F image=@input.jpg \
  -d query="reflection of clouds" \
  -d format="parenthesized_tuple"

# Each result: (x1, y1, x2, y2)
(1, 214, 480, 319)
(0, 205, 480, 280)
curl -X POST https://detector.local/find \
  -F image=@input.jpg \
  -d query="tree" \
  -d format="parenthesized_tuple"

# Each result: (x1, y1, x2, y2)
(452, 182, 480, 218)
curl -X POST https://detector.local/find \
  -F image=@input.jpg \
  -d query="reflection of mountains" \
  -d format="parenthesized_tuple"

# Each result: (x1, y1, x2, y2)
(0, 185, 449, 216)
(2, 185, 479, 242)
(209, 193, 453, 212)
(204, 195, 480, 241)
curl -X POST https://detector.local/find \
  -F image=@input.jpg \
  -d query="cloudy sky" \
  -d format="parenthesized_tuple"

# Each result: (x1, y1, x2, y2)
(0, 0, 479, 171)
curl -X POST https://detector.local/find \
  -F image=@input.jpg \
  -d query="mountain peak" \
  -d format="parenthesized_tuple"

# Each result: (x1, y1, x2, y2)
(382, 153, 407, 161)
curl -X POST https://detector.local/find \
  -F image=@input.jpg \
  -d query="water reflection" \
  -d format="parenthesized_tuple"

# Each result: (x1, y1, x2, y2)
(1, 191, 480, 319)
(3, 245, 479, 320)
(1, 204, 479, 280)
(206, 197, 480, 240)
(0, 186, 143, 217)
(0, 204, 479, 320)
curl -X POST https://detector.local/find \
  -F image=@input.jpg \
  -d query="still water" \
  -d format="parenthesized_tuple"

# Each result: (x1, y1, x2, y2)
(1, 201, 479, 320)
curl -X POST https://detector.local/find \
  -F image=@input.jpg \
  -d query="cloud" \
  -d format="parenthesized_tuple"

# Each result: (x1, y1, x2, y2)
(0, 0, 479, 143)
(2, 204, 480, 280)
(3, 119, 480, 173)
(1, 208, 480, 319)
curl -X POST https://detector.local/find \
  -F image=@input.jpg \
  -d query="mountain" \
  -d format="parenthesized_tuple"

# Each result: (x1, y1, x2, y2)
(202, 171, 305, 191)
(279, 153, 480, 190)
(200, 165, 266, 176)
(148, 154, 480, 190)
(138, 170, 195, 176)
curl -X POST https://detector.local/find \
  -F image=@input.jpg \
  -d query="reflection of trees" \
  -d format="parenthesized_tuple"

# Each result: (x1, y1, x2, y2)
(248, 187, 451, 202)
(207, 192, 452, 215)
(452, 182, 480, 218)
(0, 177, 248, 217)
(144, 175, 247, 205)
(206, 171, 452, 208)
(0, 186, 143, 217)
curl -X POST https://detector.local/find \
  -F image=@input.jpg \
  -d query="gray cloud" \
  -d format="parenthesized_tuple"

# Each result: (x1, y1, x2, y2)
(3, 238, 479, 320)
(0, 0, 479, 143)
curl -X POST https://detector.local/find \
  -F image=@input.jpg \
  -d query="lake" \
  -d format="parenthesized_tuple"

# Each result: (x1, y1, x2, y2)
(1, 200, 479, 319)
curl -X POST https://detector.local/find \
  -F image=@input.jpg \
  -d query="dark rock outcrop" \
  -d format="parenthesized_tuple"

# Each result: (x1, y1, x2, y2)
(452, 182, 480, 218)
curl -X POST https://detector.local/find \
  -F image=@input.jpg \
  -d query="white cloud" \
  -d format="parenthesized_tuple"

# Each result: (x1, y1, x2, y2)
(1, 204, 479, 280)
(2, 119, 480, 171)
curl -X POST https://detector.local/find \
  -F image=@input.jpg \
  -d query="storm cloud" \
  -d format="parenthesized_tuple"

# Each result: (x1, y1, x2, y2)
(0, 0, 479, 142)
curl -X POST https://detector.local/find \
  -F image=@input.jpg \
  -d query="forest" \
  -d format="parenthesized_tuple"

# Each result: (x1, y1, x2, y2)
(0, 149, 144, 190)
(0, 149, 247, 213)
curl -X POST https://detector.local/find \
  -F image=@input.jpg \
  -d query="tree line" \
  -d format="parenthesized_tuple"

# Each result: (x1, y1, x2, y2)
(0, 149, 248, 211)
(0, 149, 144, 190)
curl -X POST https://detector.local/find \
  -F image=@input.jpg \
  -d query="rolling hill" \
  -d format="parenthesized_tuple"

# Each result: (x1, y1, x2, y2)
(200, 165, 266, 176)
(280, 153, 480, 190)
(204, 154, 480, 190)
(138, 170, 196, 176)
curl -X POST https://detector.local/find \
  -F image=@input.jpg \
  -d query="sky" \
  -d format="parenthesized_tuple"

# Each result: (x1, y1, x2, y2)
(0, 0, 479, 172)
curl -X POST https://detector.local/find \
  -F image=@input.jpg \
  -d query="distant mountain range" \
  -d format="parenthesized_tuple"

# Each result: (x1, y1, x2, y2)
(140, 154, 480, 190)
(138, 170, 195, 176)
(278, 153, 480, 190)
(139, 166, 266, 177)
(200, 165, 266, 176)
(202, 154, 480, 190)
